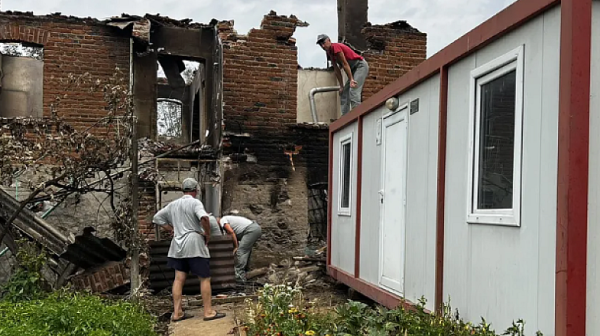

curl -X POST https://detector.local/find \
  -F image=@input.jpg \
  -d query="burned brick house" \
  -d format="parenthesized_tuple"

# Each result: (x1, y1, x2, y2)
(0, 11, 224, 291)
(0, 0, 426, 292)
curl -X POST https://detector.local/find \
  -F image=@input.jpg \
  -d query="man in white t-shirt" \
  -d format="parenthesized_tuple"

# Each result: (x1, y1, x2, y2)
(153, 178, 225, 322)
(217, 215, 262, 282)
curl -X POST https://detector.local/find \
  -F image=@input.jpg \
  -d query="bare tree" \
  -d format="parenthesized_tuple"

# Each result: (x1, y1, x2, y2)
(0, 68, 134, 253)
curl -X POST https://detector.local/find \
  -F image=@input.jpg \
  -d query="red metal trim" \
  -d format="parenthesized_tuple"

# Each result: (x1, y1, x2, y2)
(434, 66, 448, 312)
(555, 1, 592, 335)
(329, 0, 560, 134)
(327, 131, 334, 267)
(328, 265, 426, 312)
(354, 117, 364, 277)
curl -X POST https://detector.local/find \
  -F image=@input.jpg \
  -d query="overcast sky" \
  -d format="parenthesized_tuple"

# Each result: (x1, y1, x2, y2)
(5, 0, 517, 68)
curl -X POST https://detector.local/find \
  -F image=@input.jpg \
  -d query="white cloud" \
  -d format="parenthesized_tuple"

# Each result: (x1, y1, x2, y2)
(4, 0, 517, 67)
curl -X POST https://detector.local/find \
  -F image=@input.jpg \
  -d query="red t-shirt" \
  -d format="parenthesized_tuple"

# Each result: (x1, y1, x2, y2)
(328, 43, 364, 62)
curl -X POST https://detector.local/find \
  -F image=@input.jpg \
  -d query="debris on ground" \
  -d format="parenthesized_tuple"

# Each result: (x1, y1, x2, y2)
(250, 246, 329, 290)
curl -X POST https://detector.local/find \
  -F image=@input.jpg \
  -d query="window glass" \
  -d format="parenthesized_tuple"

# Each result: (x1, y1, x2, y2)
(476, 70, 516, 210)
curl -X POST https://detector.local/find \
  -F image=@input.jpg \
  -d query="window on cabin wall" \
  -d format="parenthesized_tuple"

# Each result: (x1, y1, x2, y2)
(467, 46, 524, 227)
(338, 133, 353, 216)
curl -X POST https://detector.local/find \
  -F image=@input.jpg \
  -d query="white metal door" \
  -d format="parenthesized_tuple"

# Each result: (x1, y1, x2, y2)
(379, 108, 408, 295)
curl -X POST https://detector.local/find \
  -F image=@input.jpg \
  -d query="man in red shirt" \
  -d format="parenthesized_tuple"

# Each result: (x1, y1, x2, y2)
(317, 34, 369, 116)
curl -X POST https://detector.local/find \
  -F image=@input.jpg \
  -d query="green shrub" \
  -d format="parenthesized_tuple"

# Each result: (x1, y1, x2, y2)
(1, 239, 50, 302)
(242, 286, 543, 336)
(0, 290, 158, 336)
(333, 298, 543, 336)
(243, 284, 339, 336)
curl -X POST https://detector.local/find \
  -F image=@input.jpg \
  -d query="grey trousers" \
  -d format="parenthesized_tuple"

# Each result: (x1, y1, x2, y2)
(341, 59, 369, 116)
(235, 222, 262, 281)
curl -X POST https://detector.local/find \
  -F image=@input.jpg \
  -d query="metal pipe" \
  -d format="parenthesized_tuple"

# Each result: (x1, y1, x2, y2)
(309, 86, 340, 123)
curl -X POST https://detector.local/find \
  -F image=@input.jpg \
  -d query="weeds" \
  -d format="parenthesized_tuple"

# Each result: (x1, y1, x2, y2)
(242, 286, 544, 336)
(0, 240, 157, 335)
(0, 239, 50, 302)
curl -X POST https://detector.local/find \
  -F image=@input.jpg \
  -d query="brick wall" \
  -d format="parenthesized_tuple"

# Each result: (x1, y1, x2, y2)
(219, 11, 308, 165)
(218, 12, 426, 261)
(71, 261, 130, 293)
(137, 181, 157, 241)
(360, 20, 427, 100)
(0, 12, 130, 131)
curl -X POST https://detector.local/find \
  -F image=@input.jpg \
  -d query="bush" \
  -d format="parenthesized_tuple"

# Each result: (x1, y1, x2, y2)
(242, 286, 543, 336)
(243, 284, 338, 336)
(0, 290, 158, 336)
(0, 239, 50, 302)
(0, 239, 157, 336)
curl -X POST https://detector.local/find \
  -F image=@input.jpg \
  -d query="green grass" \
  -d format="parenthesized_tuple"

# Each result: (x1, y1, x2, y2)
(0, 291, 158, 336)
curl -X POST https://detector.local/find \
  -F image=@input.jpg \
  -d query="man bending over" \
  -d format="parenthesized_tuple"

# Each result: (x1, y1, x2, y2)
(317, 34, 369, 116)
(217, 215, 262, 283)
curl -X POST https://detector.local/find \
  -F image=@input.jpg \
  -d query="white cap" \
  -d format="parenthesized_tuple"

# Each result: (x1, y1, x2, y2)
(182, 178, 198, 192)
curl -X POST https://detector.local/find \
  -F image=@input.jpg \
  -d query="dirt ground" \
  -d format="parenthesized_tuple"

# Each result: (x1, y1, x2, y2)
(168, 305, 237, 336)
(141, 279, 350, 335)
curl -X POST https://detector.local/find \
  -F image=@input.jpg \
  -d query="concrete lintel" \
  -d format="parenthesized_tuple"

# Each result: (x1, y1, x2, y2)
(152, 25, 214, 60)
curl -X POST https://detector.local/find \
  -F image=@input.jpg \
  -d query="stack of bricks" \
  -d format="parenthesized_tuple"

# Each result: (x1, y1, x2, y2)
(0, 12, 130, 134)
(219, 11, 309, 166)
(71, 261, 130, 293)
(360, 20, 427, 100)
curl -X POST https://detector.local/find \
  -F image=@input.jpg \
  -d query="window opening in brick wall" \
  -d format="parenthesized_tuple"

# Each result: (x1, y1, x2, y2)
(338, 133, 353, 216)
(467, 45, 524, 227)
(157, 98, 183, 140)
(157, 60, 202, 143)
(0, 42, 43, 118)
(308, 182, 328, 241)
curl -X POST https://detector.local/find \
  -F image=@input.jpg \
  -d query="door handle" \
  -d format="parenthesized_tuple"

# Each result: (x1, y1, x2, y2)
(378, 190, 384, 204)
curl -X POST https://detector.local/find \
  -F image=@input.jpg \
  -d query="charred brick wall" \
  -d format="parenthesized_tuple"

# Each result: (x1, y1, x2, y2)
(218, 12, 317, 263)
(219, 11, 308, 166)
(360, 21, 427, 100)
(0, 12, 130, 130)
(218, 12, 426, 262)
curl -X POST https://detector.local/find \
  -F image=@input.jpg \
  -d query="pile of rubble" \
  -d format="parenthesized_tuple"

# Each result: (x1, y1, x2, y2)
(137, 137, 219, 182)
(248, 247, 328, 289)
(138, 137, 217, 158)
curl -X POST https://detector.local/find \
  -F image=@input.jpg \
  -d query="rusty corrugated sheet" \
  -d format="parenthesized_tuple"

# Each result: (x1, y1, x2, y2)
(148, 235, 236, 294)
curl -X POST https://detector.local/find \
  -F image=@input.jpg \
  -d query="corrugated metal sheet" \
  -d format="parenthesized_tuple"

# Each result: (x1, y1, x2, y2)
(0, 188, 126, 270)
(148, 235, 236, 294)
(60, 229, 127, 269)
(0, 187, 69, 255)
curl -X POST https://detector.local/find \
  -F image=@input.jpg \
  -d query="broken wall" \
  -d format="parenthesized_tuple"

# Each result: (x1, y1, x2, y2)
(218, 11, 427, 266)
(360, 21, 427, 100)
(0, 12, 130, 129)
(219, 12, 313, 265)
(0, 13, 131, 241)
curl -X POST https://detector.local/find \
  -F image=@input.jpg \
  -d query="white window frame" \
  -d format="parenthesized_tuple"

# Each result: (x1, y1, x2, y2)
(338, 132, 353, 216)
(466, 45, 524, 227)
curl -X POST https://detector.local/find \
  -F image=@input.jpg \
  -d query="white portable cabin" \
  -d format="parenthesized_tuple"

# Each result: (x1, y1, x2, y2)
(327, 0, 600, 335)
